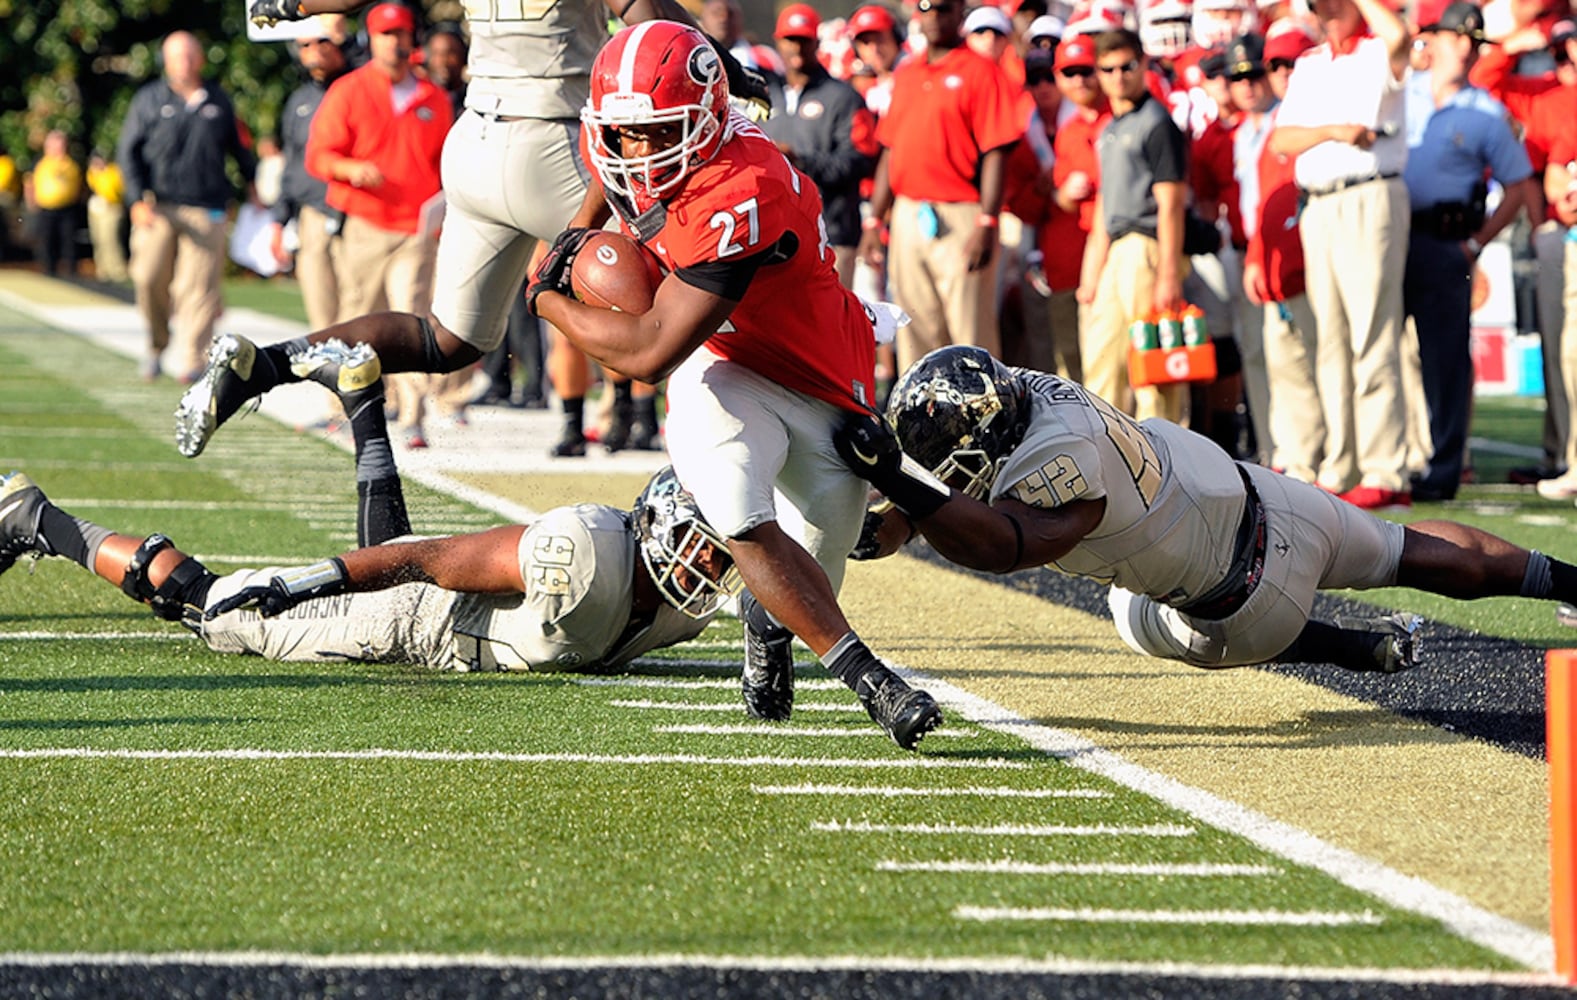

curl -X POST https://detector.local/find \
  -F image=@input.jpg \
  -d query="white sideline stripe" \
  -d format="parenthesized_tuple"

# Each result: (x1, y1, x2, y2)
(51, 498, 338, 512)
(612, 699, 851, 713)
(754, 784, 1111, 799)
(879, 860, 1279, 877)
(580, 676, 846, 690)
(813, 821, 1194, 837)
(654, 724, 971, 739)
(0, 631, 191, 642)
(913, 672, 1555, 970)
(955, 906, 1384, 927)
(0, 951, 1562, 987)
(0, 747, 1030, 770)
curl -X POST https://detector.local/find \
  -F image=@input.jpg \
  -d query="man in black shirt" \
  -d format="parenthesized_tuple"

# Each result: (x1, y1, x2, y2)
(117, 31, 257, 383)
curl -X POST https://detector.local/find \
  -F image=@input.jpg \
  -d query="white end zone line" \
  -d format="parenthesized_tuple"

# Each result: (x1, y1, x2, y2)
(906, 669, 1555, 971)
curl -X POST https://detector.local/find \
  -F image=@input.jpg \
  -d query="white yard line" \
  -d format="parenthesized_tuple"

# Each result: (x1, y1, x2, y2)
(879, 860, 1278, 876)
(753, 784, 1110, 799)
(612, 700, 850, 713)
(653, 724, 971, 738)
(913, 671, 1555, 970)
(0, 747, 1031, 770)
(955, 906, 1384, 927)
(812, 820, 1195, 837)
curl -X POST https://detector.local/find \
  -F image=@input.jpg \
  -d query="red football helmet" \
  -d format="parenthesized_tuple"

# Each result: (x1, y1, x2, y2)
(584, 22, 731, 201)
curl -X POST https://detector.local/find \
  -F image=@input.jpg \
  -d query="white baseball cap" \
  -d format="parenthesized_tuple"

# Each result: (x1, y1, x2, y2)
(964, 5, 1014, 34)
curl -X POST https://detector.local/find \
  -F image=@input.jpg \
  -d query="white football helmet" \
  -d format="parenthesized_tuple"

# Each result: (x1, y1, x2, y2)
(1139, 0, 1195, 57)
(1192, 0, 1257, 49)
(633, 467, 741, 618)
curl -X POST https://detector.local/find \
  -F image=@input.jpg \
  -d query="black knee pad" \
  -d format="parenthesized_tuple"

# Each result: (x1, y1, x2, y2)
(119, 534, 215, 622)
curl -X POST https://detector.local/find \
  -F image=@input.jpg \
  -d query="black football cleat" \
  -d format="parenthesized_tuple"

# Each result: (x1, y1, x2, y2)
(0, 472, 50, 577)
(174, 334, 272, 458)
(856, 665, 942, 750)
(289, 339, 385, 419)
(741, 622, 794, 721)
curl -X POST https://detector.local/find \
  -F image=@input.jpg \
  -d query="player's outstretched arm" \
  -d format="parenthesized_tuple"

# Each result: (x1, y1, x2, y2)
(207, 526, 528, 618)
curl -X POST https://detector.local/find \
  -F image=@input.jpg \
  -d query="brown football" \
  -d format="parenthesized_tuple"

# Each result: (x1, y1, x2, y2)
(570, 231, 665, 314)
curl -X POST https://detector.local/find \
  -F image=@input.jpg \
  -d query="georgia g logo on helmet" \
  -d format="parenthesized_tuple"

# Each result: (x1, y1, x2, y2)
(583, 21, 731, 203)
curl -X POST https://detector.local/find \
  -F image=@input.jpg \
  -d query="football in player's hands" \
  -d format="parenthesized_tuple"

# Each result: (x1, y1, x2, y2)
(570, 231, 664, 314)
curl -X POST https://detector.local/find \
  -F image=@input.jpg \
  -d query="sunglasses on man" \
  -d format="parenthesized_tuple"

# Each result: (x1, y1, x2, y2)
(1267, 57, 1295, 72)
(1059, 66, 1095, 78)
(1096, 58, 1140, 74)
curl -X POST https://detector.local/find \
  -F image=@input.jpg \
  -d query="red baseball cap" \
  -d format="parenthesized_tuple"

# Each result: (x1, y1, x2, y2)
(365, 2, 416, 34)
(1056, 35, 1096, 69)
(775, 3, 822, 39)
(848, 3, 899, 36)
(1263, 23, 1316, 62)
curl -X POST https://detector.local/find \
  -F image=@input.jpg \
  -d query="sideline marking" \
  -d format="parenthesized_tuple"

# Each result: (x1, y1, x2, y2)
(0, 747, 1031, 770)
(880, 860, 1278, 876)
(0, 949, 1561, 986)
(813, 820, 1194, 837)
(913, 672, 1554, 970)
(956, 906, 1384, 927)
(754, 784, 1110, 799)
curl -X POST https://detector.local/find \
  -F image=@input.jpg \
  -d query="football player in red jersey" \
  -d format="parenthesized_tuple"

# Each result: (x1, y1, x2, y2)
(529, 20, 943, 750)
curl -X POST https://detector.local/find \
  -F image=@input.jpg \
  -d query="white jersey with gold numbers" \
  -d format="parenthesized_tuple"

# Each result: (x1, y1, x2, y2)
(991, 371, 1249, 605)
(199, 504, 711, 672)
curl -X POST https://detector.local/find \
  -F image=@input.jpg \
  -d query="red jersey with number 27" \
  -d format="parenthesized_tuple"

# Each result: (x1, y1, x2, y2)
(614, 117, 878, 414)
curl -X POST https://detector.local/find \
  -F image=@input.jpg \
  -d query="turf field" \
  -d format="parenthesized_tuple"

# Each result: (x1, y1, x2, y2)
(0, 279, 1572, 995)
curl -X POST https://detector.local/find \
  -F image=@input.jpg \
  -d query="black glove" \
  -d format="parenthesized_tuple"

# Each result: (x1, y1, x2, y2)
(850, 509, 886, 560)
(250, 0, 306, 27)
(833, 410, 951, 520)
(205, 558, 349, 619)
(526, 227, 592, 316)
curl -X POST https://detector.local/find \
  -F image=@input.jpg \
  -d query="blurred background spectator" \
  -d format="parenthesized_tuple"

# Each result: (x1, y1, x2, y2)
(764, 2, 880, 287)
(860, 0, 1022, 375)
(24, 129, 84, 279)
(86, 151, 128, 282)
(118, 30, 258, 382)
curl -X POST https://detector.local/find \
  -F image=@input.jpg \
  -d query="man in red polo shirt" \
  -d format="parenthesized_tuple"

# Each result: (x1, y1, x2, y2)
(857, 0, 1024, 374)
(307, 3, 451, 324)
(306, 3, 453, 446)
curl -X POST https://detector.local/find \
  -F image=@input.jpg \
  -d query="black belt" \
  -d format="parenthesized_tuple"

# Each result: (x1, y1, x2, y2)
(1302, 171, 1400, 199)
(1175, 466, 1267, 622)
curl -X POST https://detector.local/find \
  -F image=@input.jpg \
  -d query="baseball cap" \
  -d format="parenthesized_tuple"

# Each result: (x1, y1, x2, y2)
(1224, 32, 1265, 75)
(848, 4, 899, 35)
(1263, 23, 1316, 62)
(1024, 47, 1058, 76)
(1420, 0, 1486, 40)
(1027, 13, 1067, 41)
(775, 3, 822, 39)
(963, 5, 1013, 34)
(1056, 33, 1096, 68)
(365, 2, 416, 34)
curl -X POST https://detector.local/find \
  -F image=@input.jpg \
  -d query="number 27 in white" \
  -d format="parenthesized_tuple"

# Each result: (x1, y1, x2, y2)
(709, 198, 760, 257)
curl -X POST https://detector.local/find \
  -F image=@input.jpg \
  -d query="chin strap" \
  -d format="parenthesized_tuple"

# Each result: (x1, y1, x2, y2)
(120, 534, 216, 622)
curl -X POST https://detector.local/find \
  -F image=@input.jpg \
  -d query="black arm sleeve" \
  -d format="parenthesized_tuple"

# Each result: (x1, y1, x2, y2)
(672, 241, 781, 300)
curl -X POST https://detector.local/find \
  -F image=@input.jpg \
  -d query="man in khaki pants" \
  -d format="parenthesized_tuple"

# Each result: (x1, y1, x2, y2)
(117, 32, 257, 382)
(306, 4, 454, 446)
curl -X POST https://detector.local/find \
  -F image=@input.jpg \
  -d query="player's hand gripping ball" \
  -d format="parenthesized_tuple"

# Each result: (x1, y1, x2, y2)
(570, 231, 665, 314)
